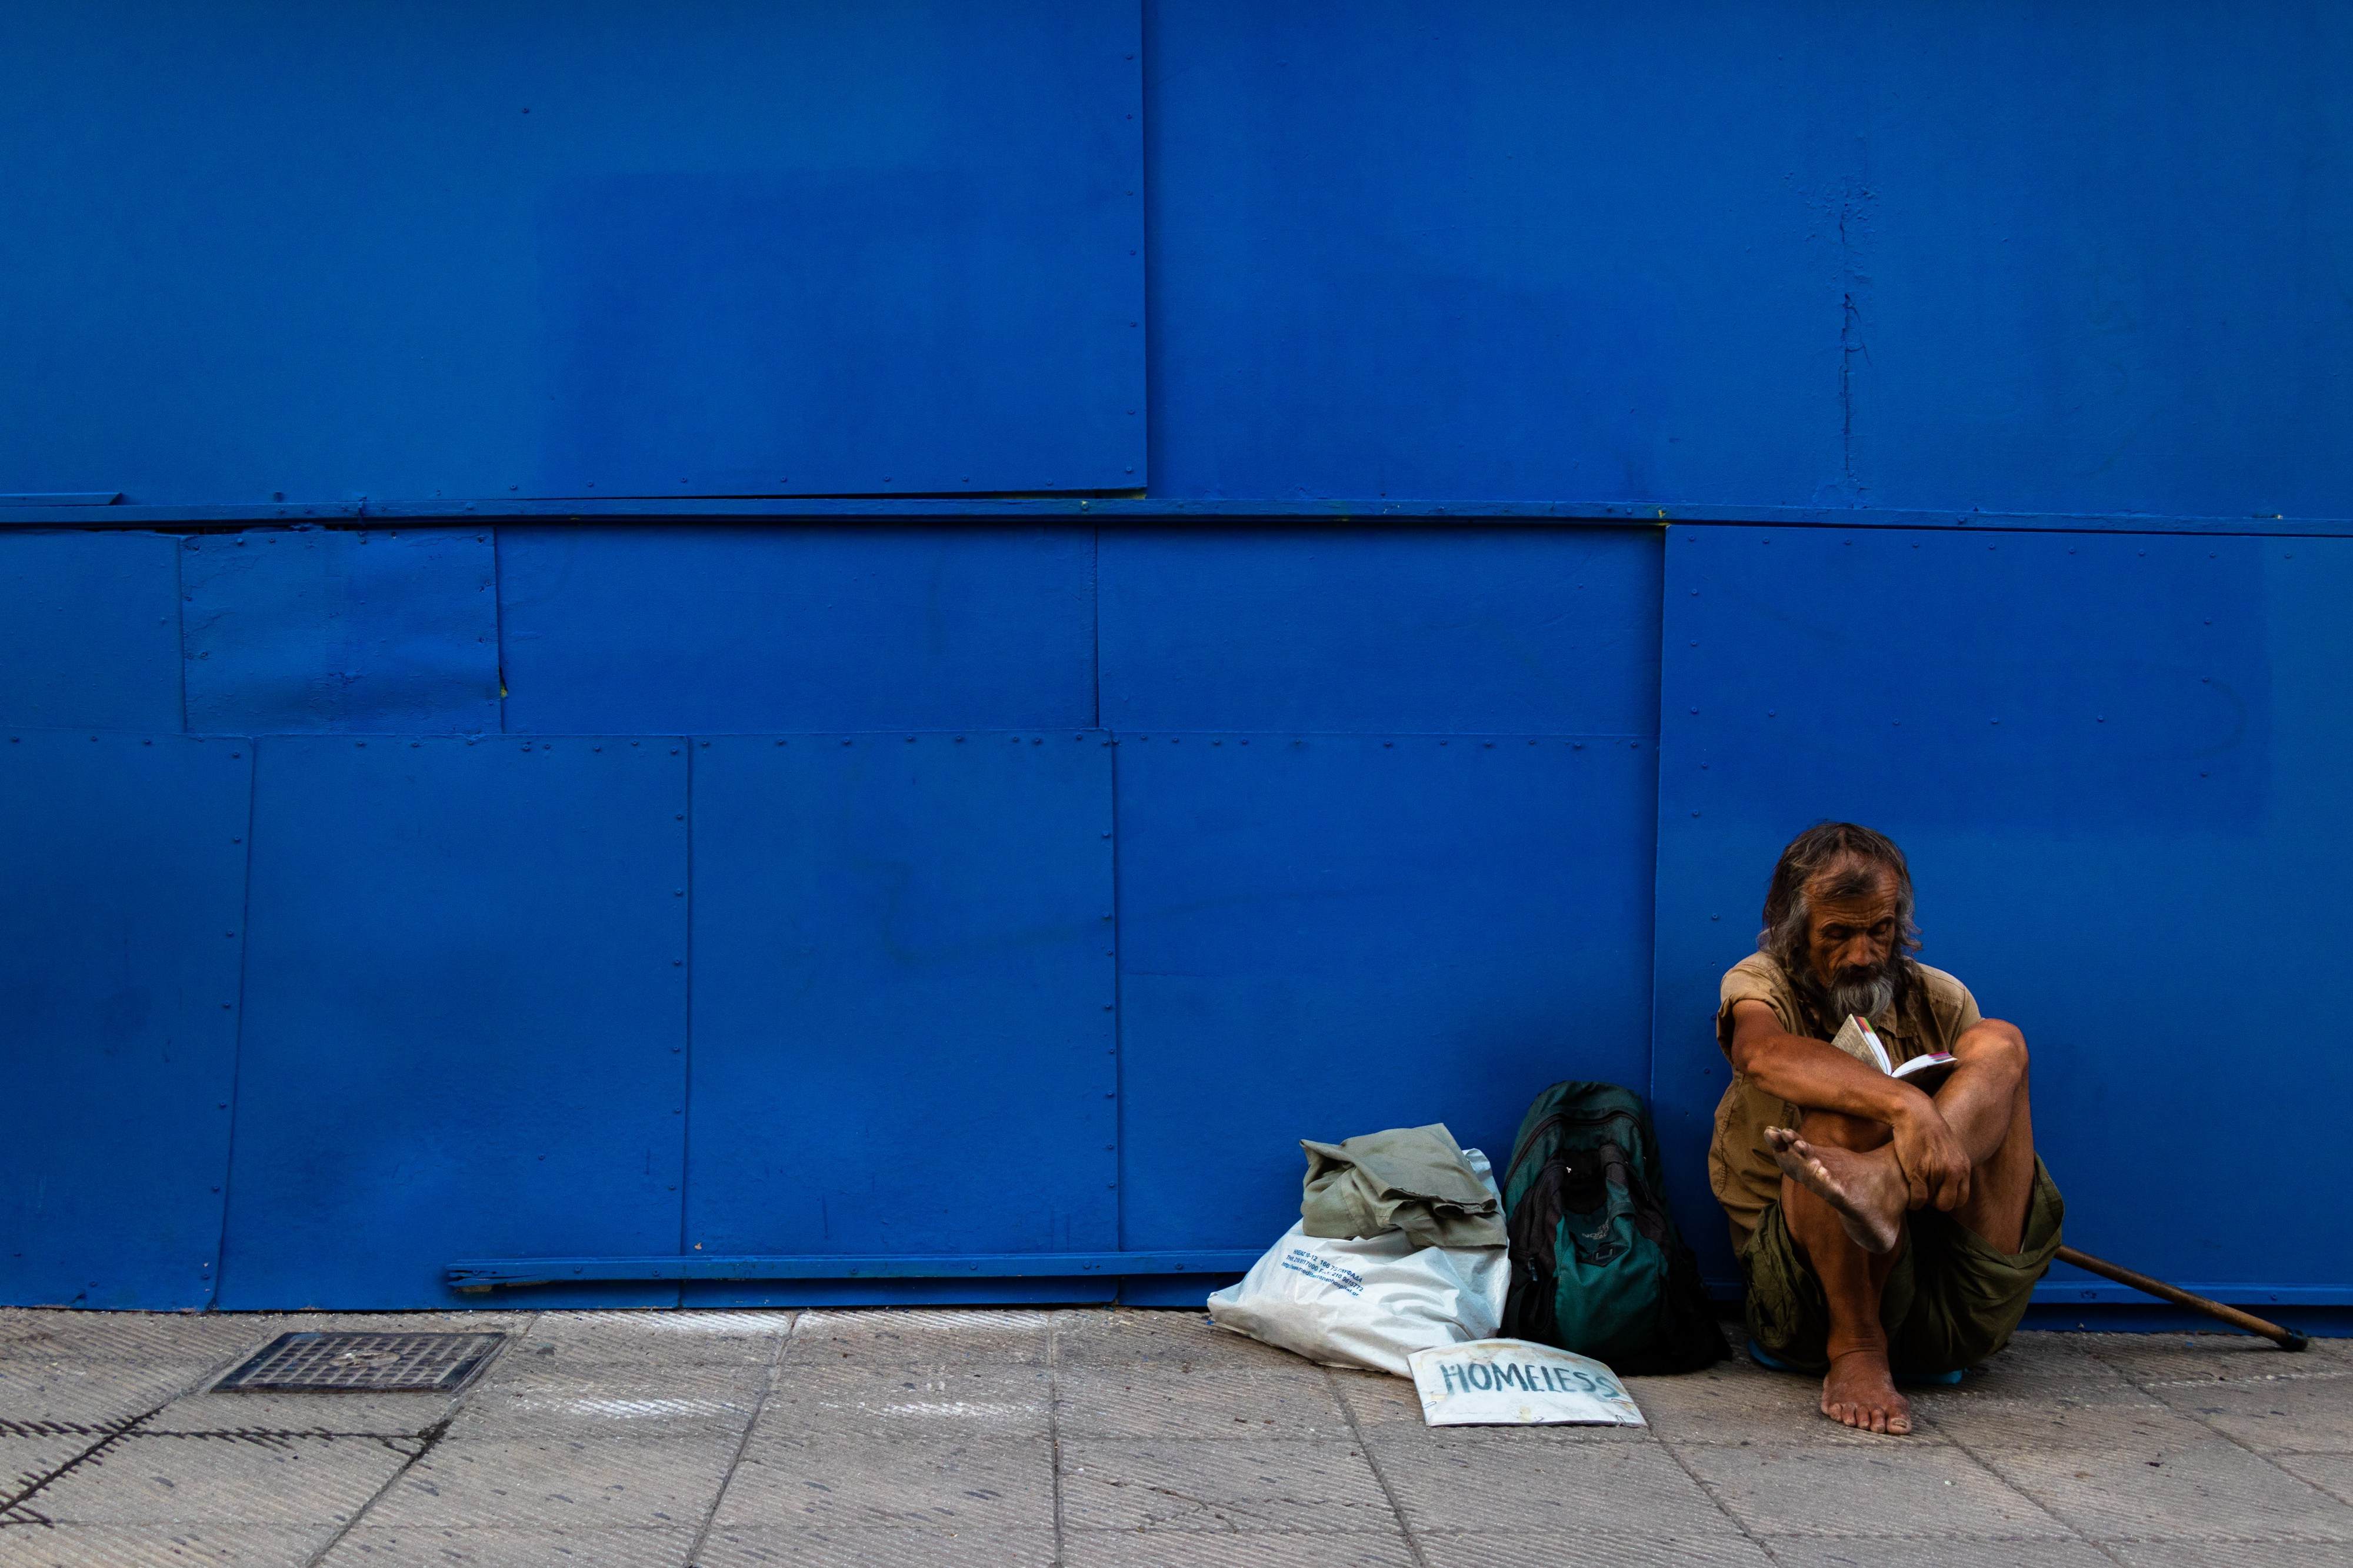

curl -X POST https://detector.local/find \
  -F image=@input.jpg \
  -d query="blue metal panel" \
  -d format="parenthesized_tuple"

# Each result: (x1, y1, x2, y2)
(1848, 8, 2353, 518)
(218, 736, 688, 1309)
(682, 732, 1117, 1307)
(0, 733, 249, 1308)
(1144, 4, 2348, 522)
(2, 2, 1142, 503)
(498, 526, 1096, 735)
(181, 529, 499, 735)
(1654, 526, 2353, 1295)
(0, 532, 182, 731)
(452, 1252, 1257, 1289)
(1116, 735, 1657, 1252)
(1144, 2, 1842, 504)
(1099, 527, 1661, 733)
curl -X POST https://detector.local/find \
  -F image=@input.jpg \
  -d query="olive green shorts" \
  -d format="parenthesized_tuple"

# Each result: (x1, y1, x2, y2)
(1741, 1157, 2065, 1374)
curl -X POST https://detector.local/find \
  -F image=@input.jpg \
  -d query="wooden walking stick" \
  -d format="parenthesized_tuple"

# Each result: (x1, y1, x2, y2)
(2055, 1245, 2309, 1352)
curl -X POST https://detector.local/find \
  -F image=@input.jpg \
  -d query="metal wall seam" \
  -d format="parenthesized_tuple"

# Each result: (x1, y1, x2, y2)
(8, 500, 2353, 535)
(206, 738, 261, 1308)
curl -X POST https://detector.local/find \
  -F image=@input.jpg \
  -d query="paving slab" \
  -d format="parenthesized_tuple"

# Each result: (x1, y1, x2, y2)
(472, 1362, 763, 1404)
(13, 1433, 409, 1527)
(1055, 1364, 1352, 1442)
(1978, 1438, 2353, 1541)
(1673, 1442, 2071, 1539)
(0, 1316, 264, 1369)
(713, 1437, 1051, 1532)
(318, 1524, 696, 1566)
(1931, 1358, 2155, 1407)
(781, 1311, 1049, 1368)
(753, 1364, 1049, 1442)
(146, 1391, 455, 1440)
(1926, 1397, 2227, 1452)
(0, 1365, 204, 1430)
(1757, 1539, 2112, 1568)
(2153, 1370, 2353, 1452)
(442, 1388, 755, 1444)
(1381, 1439, 1742, 1536)
(1050, 1311, 1289, 1369)
(1989, 1330, 2139, 1374)
(1907, 1373, 2167, 1417)
(445, 1366, 766, 1445)
(509, 1313, 789, 1368)
(1059, 1438, 1393, 1533)
(361, 1434, 734, 1532)
(2271, 1452, 2353, 1506)
(1417, 1532, 1774, 1568)
(699, 1525, 1056, 1567)
(246, 1316, 536, 1342)
(2077, 1333, 2339, 1387)
(0, 1522, 335, 1566)
(0, 1440, 104, 1505)
(1068, 1532, 1418, 1567)
(2107, 1546, 2353, 1568)
(1911, 1365, 2165, 1431)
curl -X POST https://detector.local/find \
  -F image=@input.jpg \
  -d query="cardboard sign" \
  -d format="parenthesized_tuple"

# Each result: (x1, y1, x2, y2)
(1408, 1338, 1645, 1427)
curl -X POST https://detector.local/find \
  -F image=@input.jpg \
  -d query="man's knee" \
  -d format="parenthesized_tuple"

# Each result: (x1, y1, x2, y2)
(1799, 1107, 1889, 1151)
(1958, 1018, 2028, 1070)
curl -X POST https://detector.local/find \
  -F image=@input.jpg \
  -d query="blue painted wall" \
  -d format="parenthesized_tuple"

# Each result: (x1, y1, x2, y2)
(1142, 2, 2352, 516)
(2, 4, 2348, 1310)
(2, 2, 1142, 502)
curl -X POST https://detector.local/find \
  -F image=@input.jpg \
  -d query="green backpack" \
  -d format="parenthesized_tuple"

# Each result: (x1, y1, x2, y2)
(1500, 1080, 1727, 1373)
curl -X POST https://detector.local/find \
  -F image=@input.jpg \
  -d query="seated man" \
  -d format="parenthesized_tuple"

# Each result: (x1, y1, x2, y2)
(1712, 822, 2064, 1434)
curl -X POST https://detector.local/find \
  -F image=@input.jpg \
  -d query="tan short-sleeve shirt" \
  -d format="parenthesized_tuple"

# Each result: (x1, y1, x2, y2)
(1708, 952, 1982, 1254)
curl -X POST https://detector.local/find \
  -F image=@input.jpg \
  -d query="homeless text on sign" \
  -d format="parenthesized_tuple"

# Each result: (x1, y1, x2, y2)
(1408, 1339, 1645, 1427)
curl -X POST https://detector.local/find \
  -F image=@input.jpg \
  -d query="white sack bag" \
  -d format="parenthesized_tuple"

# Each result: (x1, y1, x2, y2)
(1206, 1149, 1509, 1377)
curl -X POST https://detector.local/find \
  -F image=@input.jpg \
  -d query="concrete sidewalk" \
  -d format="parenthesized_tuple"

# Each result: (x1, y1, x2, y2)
(2, 1306, 2348, 1566)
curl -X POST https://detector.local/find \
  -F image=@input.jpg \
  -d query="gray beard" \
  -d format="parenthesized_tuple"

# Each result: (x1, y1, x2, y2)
(1828, 972, 1896, 1023)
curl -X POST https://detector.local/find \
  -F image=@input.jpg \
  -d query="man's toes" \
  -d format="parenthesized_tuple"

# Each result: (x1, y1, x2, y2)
(1887, 1411, 1913, 1436)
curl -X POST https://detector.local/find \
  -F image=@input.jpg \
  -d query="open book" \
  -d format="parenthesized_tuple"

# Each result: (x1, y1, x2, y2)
(1830, 1014, 1958, 1093)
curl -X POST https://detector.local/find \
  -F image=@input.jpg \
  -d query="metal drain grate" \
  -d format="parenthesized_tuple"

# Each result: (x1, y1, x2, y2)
(214, 1332, 506, 1393)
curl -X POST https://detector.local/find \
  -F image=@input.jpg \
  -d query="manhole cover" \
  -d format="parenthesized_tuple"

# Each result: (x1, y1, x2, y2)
(214, 1332, 506, 1393)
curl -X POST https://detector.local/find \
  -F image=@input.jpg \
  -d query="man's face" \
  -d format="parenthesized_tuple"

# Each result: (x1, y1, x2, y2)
(1804, 862, 1901, 1019)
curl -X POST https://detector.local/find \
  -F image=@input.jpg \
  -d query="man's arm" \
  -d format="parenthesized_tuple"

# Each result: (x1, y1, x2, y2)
(1727, 999, 1972, 1211)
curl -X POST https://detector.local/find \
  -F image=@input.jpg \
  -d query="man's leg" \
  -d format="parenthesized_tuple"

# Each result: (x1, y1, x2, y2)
(1768, 1020, 2035, 1255)
(1934, 1021, 2037, 1255)
(1779, 1109, 1912, 1433)
(1767, 1022, 2042, 1432)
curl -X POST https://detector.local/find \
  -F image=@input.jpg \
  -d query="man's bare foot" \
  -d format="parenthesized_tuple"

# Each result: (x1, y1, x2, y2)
(1821, 1346, 1912, 1434)
(1765, 1126, 1906, 1255)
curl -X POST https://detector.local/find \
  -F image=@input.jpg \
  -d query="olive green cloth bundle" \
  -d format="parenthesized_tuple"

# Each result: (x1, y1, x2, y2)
(1299, 1122, 1508, 1249)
